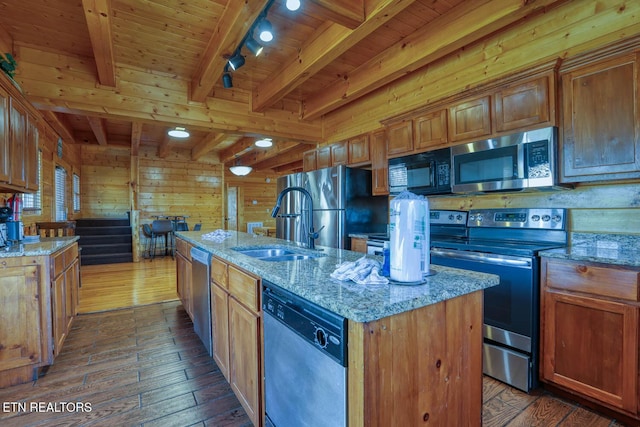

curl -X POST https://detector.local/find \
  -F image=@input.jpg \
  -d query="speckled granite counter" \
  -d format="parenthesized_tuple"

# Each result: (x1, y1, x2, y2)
(540, 233, 640, 268)
(176, 230, 498, 322)
(0, 236, 79, 258)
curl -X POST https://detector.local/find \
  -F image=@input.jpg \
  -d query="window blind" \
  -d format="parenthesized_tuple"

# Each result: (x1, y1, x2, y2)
(55, 165, 67, 221)
(73, 173, 80, 212)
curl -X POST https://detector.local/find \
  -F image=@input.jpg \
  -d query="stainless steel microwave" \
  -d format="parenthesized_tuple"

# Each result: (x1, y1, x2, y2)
(451, 127, 561, 193)
(388, 147, 452, 195)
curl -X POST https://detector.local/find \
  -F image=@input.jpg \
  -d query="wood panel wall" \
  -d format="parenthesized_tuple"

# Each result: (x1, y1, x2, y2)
(225, 168, 279, 232)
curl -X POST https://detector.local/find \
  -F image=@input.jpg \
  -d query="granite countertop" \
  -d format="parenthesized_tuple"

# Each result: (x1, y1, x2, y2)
(177, 230, 499, 323)
(0, 236, 79, 258)
(540, 233, 640, 268)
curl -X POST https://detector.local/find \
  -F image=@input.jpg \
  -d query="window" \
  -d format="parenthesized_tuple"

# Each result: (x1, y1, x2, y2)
(22, 150, 42, 212)
(55, 165, 67, 221)
(73, 173, 80, 212)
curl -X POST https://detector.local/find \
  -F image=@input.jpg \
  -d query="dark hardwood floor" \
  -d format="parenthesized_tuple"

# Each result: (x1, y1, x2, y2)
(0, 258, 632, 426)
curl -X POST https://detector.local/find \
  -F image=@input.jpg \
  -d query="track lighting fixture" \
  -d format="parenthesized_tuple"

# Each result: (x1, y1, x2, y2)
(246, 37, 264, 56)
(258, 19, 273, 42)
(222, 72, 233, 88)
(286, 0, 301, 11)
(228, 51, 245, 71)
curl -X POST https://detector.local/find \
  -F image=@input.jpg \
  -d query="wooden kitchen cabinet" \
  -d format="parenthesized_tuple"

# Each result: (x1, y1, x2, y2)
(348, 134, 370, 165)
(25, 115, 39, 192)
(560, 49, 640, 183)
(540, 257, 640, 417)
(9, 97, 27, 188)
(413, 109, 448, 151)
(370, 129, 388, 195)
(0, 259, 45, 385)
(51, 243, 79, 356)
(331, 141, 347, 165)
(209, 257, 263, 427)
(175, 238, 193, 319)
(316, 145, 331, 169)
(0, 85, 9, 183)
(351, 237, 368, 253)
(386, 119, 413, 157)
(448, 95, 492, 142)
(302, 149, 317, 171)
(494, 76, 552, 133)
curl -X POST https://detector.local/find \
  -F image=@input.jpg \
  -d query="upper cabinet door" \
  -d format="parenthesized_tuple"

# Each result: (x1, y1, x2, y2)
(331, 141, 347, 166)
(0, 86, 9, 183)
(9, 98, 27, 188)
(316, 146, 331, 169)
(414, 109, 448, 151)
(561, 53, 640, 183)
(494, 76, 552, 133)
(386, 120, 413, 157)
(371, 130, 388, 195)
(302, 150, 317, 172)
(25, 115, 39, 192)
(448, 96, 491, 142)
(348, 134, 370, 165)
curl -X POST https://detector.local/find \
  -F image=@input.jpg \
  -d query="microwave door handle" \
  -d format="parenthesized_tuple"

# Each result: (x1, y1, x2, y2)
(517, 143, 525, 178)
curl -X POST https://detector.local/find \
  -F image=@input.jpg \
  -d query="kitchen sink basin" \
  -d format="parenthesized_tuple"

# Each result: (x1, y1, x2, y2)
(232, 246, 323, 262)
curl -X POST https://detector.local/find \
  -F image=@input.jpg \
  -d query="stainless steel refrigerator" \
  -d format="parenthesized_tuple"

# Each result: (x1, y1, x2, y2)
(275, 165, 388, 249)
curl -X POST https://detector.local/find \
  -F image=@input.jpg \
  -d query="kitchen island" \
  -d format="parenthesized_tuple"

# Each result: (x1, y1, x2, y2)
(0, 237, 80, 388)
(176, 231, 499, 427)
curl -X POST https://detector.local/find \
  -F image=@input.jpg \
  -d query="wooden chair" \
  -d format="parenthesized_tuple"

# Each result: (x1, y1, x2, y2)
(36, 221, 76, 237)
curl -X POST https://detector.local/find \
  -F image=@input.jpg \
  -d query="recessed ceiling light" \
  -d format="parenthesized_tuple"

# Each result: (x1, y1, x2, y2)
(255, 138, 273, 148)
(168, 127, 189, 138)
(258, 20, 273, 42)
(286, 0, 301, 11)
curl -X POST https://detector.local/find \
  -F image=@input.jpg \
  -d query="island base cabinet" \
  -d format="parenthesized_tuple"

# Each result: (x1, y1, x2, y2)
(229, 297, 261, 427)
(348, 290, 483, 427)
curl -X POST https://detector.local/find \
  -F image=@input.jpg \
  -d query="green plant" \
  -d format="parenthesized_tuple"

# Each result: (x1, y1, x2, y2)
(0, 53, 17, 79)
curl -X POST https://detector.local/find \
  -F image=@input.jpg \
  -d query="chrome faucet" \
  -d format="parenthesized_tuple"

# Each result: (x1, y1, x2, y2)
(271, 186, 323, 249)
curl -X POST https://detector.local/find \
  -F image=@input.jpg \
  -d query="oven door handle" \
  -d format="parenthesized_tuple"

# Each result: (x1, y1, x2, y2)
(431, 248, 532, 268)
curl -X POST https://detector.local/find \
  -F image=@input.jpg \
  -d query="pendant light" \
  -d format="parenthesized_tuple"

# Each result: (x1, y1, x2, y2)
(229, 165, 253, 176)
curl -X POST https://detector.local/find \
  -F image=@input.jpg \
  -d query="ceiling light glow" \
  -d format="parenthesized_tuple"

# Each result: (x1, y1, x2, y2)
(286, 0, 301, 11)
(168, 127, 190, 138)
(229, 165, 253, 176)
(258, 20, 273, 42)
(255, 138, 273, 148)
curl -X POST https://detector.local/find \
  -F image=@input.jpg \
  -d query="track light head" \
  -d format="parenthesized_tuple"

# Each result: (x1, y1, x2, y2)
(228, 52, 245, 71)
(258, 19, 273, 42)
(245, 37, 264, 57)
(222, 72, 233, 88)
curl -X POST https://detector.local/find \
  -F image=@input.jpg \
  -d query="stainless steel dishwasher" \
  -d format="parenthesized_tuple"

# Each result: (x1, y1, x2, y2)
(262, 281, 347, 427)
(190, 246, 212, 356)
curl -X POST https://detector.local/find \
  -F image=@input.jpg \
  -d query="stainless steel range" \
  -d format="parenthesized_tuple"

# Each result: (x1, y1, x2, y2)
(430, 208, 567, 392)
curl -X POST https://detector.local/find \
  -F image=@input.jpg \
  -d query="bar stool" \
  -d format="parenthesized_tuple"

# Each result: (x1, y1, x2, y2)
(150, 219, 174, 260)
(141, 224, 153, 259)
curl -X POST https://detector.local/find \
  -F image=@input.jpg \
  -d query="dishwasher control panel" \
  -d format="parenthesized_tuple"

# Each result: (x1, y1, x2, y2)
(263, 282, 347, 367)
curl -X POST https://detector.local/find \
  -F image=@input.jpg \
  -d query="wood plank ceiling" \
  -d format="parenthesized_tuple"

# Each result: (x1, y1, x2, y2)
(0, 0, 563, 174)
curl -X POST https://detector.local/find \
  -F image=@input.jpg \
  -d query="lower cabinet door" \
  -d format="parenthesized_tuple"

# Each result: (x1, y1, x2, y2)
(228, 297, 261, 426)
(211, 283, 230, 380)
(0, 265, 43, 370)
(52, 274, 67, 356)
(542, 290, 639, 412)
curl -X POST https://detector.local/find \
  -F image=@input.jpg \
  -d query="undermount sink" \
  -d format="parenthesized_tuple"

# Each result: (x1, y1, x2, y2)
(232, 246, 323, 262)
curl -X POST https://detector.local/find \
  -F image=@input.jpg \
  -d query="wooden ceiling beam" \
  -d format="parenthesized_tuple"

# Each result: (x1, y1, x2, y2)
(308, 0, 364, 29)
(131, 122, 143, 156)
(219, 137, 257, 164)
(191, 132, 229, 161)
(81, 0, 117, 87)
(190, 0, 267, 102)
(253, 144, 311, 169)
(252, 0, 414, 112)
(87, 116, 109, 145)
(237, 140, 300, 166)
(40, 110, 76, 144)
(158, 134, 171, 158)
(303, 0, 564, 120)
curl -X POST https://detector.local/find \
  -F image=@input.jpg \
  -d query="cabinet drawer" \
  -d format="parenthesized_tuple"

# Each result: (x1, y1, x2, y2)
(175, 238, 192, 261)
(544, 259, 640, 301)
(228, 265, 260, 312)
(211, 256, 228, 287)
(53, 251, 65, 277)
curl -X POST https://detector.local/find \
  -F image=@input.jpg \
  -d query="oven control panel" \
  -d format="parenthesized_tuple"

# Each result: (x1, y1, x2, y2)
(468, 208, 565, 230)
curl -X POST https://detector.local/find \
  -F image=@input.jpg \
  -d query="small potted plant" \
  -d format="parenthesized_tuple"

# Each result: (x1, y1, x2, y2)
(0, 52, 17, 80)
